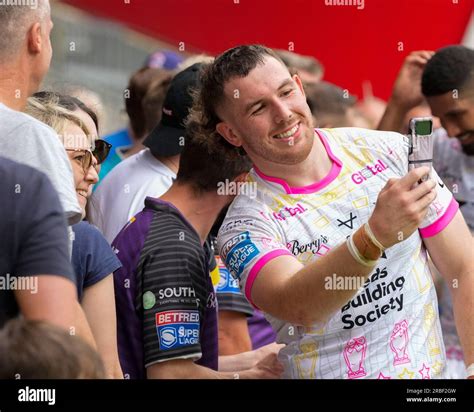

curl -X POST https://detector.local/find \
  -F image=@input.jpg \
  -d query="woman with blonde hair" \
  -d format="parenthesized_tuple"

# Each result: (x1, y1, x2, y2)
(25, 91, 123, 379)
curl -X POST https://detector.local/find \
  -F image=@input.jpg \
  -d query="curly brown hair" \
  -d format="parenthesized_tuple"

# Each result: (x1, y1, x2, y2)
(186, 44, 287, 160)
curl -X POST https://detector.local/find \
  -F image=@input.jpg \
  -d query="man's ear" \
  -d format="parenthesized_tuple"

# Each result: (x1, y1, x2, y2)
(216, 122, 242, 147)
(293, 74, 306, 98)
(27, 22, 43, 55)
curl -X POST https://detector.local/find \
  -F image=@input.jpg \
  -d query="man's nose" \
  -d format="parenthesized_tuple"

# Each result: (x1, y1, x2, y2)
(273, 100, 293, 124)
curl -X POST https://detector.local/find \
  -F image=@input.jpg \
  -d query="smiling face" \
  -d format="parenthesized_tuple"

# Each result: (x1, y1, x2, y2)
(62, 120, 99, 218)
(215, 56, 315, 167)
(427, 89, 474, 156)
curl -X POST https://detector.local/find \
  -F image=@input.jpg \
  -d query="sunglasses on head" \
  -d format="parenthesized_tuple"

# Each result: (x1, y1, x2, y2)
(92, 139, 112, 164)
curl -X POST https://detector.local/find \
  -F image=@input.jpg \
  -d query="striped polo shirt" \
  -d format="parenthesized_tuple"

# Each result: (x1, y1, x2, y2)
(113, 197, 218, 379)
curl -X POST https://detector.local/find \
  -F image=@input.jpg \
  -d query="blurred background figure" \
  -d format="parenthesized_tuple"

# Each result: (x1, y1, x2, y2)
(275, 49, 324, 85)
(89, 63, 182, 243)
(64, 85, 107, 131)
(144, 49, 183, 70)
(355, 81, 387, 129)
(98, 67, 174, 183)
(400, 100, 442, 135)
(305, 81, 358, 128)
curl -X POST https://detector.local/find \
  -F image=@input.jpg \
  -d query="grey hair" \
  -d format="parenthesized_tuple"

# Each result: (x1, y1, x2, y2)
(0, 0, 50, 59)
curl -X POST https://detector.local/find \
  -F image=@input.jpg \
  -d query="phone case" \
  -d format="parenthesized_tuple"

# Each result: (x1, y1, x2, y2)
(408, 134, 434, 182)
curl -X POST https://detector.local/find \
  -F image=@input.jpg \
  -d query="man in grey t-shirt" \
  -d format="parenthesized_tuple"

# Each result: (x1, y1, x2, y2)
(0, 1, 96, 345)
(0, 0, 81, 225)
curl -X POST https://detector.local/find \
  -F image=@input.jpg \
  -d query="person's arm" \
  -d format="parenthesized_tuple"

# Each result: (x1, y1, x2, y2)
(218, 342, 283, 372)
(250, 168, 436, 326)
(214, 254, 254, 355)
(82, 275, 123, 378)
(15, 276, 77, 331)
(218, 311, 252, 355)
(14, 166, 80, 332)
(147, 351, 283, 379)
(378, 51, 434, 133)
(74, 300, 98, 349)
(423, 211, 474, 378)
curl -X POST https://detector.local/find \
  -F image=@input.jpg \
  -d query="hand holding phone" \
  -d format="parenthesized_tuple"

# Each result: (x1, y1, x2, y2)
(408, 117, 434, 183)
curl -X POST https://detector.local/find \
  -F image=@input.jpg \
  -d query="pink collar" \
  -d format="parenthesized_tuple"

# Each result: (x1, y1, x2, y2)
(253, 129, 343, 194)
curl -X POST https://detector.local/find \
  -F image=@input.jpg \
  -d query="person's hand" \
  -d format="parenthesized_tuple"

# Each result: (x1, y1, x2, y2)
(390, 51, 434, 110)
(252, 342, 284, 363)
(368, 167, 437, 248)
(251, 350, 284, 379)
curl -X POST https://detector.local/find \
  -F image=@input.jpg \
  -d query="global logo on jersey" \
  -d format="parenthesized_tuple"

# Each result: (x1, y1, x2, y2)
(156, 310, 200, 350)
(224, 231, 259, 280)
(259, 202, 307, 222)
(351, 159, 389, 185)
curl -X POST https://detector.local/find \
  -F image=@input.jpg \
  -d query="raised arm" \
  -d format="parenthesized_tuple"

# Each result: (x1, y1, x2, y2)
(423, 211, 474, 377)
(378, 51, 434, 133)
(251, 168, 436, 326)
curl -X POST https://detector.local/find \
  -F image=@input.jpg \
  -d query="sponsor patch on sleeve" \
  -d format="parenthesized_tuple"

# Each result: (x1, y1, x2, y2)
(224, 231, 259, 279)
(216, 256, 240, 294)
(155, 310, 200, 351)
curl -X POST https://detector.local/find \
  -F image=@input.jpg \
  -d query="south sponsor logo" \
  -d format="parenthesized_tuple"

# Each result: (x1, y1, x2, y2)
(224, 232, 259, 279)
(157, 287, 196, 300)
(155, 310, 200, 350)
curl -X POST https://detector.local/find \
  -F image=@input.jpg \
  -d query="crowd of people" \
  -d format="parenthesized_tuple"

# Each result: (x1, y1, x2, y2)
(0, 0, 473, 380)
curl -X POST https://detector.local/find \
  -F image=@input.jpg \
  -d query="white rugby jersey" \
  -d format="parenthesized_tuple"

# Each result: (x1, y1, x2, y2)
(217, 128, 459, 379)
(432, 128, 474, 230)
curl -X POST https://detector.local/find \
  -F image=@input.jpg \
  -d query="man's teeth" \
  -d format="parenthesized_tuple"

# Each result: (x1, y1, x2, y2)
(275, 124, 299, 139)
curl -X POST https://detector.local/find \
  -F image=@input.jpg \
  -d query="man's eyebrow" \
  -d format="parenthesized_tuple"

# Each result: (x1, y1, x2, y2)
(244, 78, 294, 114)
(277, 78, 294, 90)
(445, 108, 465, 116)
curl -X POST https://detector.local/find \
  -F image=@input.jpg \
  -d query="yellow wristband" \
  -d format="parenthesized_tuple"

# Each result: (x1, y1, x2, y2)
(364, 223, 387, 251)
(347, 233, 378, 267)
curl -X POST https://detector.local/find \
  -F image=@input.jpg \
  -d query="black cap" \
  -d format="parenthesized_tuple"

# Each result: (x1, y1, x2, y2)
(143, 63, 202, 157)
